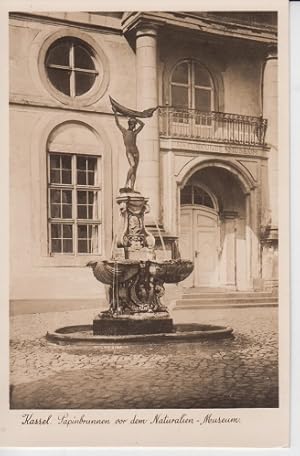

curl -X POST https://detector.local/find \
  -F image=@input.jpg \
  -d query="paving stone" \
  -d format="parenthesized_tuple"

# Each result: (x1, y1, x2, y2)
(10, 307, 278, 409)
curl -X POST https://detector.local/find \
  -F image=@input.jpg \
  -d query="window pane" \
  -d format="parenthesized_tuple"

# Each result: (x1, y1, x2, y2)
(195, 88, 211, 112)
(62, 205, 72, 218)
(88, 191, 94, 204)
(77, 171, 87, 185)
(77, 157, 86, 170)
(50, 189, 61, 203)
(51, 204, 61, 218)
(77, 191, 87, 204)
(50, 170, 60, 184)
(51, 224, 61, 238)
(62, 190, 72, 204)
(78, 206, 87, 219)
(50, 155, 61, 170)
(61, 156, 71, 170)
(78, 239, 88, 253)
(74, 45, 95, 70)
(46, 42, 70, 66)
(62, 170, 72, 184)
(88, 158, 97, 171)
(194, 187, 214, 207)
(49, 155, 61, 184)
(180, 185, 193, 205)
(47, 68, 71, 96)
(88, 172, 95, 186)
(90, 225, 98, 253)
(194, 64, 212, 87)
(78, 225, 88, 239)
(63, 224, 73, 238)
(52, 239, 62, 253)
(171, 85, 189, 108)
(63, 239, 73, 253)
(172, 62, 188, 84)
(75, 72, 96, 96)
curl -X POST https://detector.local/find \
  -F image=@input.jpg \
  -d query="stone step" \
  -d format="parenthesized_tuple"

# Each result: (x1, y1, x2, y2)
(175, 301, 278, 310)
(182, 286, 278, 294)
(182, 292, 275, 300)
(176, 296, 278, 307)
(182, 287, 228, 293)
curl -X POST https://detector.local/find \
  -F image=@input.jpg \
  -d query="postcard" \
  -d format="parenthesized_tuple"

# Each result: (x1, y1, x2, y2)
(0, 0, 289, 448)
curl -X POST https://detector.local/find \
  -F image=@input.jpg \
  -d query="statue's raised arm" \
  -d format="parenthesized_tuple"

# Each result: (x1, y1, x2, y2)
(134, 118, 145, 135)
(112, 106, 126, 134)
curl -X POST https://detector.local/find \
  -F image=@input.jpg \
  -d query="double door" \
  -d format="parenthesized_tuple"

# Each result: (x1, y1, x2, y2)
(180, 206, 219, 287)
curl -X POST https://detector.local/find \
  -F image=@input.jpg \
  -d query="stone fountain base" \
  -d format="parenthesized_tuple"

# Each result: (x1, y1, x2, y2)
(93, 312, 173, 336)
(46, 323, 233, 345)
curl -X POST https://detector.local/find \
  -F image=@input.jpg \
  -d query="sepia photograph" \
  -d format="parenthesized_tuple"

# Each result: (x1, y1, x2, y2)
(1, 0, 290, 448)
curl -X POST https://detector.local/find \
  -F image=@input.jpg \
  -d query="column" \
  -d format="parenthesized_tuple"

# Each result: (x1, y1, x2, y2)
(263, 46, 278, 227)
(245, 193, 252, 288)
(135, 24, 160, 223)
(262, 46, 278, 291)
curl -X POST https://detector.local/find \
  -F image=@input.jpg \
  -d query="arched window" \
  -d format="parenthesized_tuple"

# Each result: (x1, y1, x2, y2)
(47, 123, 103, 255)
(180, 184, 215, 209)
(170, 60, 214, 112)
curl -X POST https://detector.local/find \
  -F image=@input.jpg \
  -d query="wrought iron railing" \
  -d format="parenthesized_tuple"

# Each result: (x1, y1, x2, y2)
(159, 107, 267, 146)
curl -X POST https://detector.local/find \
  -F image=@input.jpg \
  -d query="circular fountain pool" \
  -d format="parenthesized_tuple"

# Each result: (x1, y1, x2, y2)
(46, 323, 234, 345)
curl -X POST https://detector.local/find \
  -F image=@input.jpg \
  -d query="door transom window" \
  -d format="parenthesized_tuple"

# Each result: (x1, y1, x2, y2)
(180, 184, 215, 208)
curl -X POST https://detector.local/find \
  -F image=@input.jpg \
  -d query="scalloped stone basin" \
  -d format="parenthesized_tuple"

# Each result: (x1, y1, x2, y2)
(88, 258, 194, 285)
(87, 259, 141, 285)
(46, 323, 234, 345)
(148, 259, 194, 283)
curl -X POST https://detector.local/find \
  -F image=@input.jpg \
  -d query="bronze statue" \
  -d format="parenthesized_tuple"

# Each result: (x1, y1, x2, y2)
(110, 96, 158, 192)
(113, 107, 144, 191)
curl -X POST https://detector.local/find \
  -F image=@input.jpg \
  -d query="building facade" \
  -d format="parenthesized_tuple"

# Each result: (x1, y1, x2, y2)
(9, 11, 278, 312)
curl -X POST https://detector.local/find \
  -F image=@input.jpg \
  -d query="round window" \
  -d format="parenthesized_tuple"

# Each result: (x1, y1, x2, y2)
(45, 37, 98, 97)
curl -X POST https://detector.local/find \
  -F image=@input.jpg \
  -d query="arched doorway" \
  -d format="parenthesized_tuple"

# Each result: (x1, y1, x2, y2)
(179, 166, 252, 290)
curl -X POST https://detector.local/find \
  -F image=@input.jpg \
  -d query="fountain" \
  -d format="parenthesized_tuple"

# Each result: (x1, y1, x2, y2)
(46, 98, 233, 344)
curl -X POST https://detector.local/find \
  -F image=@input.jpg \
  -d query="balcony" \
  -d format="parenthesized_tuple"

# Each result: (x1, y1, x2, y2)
(159, 107, 267, 147)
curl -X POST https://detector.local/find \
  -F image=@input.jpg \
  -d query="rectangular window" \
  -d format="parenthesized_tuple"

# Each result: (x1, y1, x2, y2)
(48, 153, 101, 255)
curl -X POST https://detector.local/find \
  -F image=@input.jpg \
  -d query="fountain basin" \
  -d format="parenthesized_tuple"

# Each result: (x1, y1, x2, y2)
(148, 259, 194, 283)
(87, 258, 195, 326)
(87, 259, 140, 284)
(88, 258, 194, 286)
(46, 323, 234, 345)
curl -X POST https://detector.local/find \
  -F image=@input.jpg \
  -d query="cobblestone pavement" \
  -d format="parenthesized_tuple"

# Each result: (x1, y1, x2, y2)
(10, 307, 278, 409)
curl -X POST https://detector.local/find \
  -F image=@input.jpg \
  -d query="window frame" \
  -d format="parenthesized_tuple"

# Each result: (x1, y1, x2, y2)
(38, 30, 110, 107)
(45, 37, 99, 98)
(47, 152, 102, 256)
(170, 59, 215, 112)
(180, 183, 217, 211)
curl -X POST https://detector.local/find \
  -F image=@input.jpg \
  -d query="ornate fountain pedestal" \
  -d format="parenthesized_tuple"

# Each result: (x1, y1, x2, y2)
(88, 191, 193, 336)
(116, 192, 155, 260)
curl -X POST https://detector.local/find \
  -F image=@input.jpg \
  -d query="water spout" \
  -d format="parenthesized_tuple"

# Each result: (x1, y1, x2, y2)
(153, 219, 166, 252)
